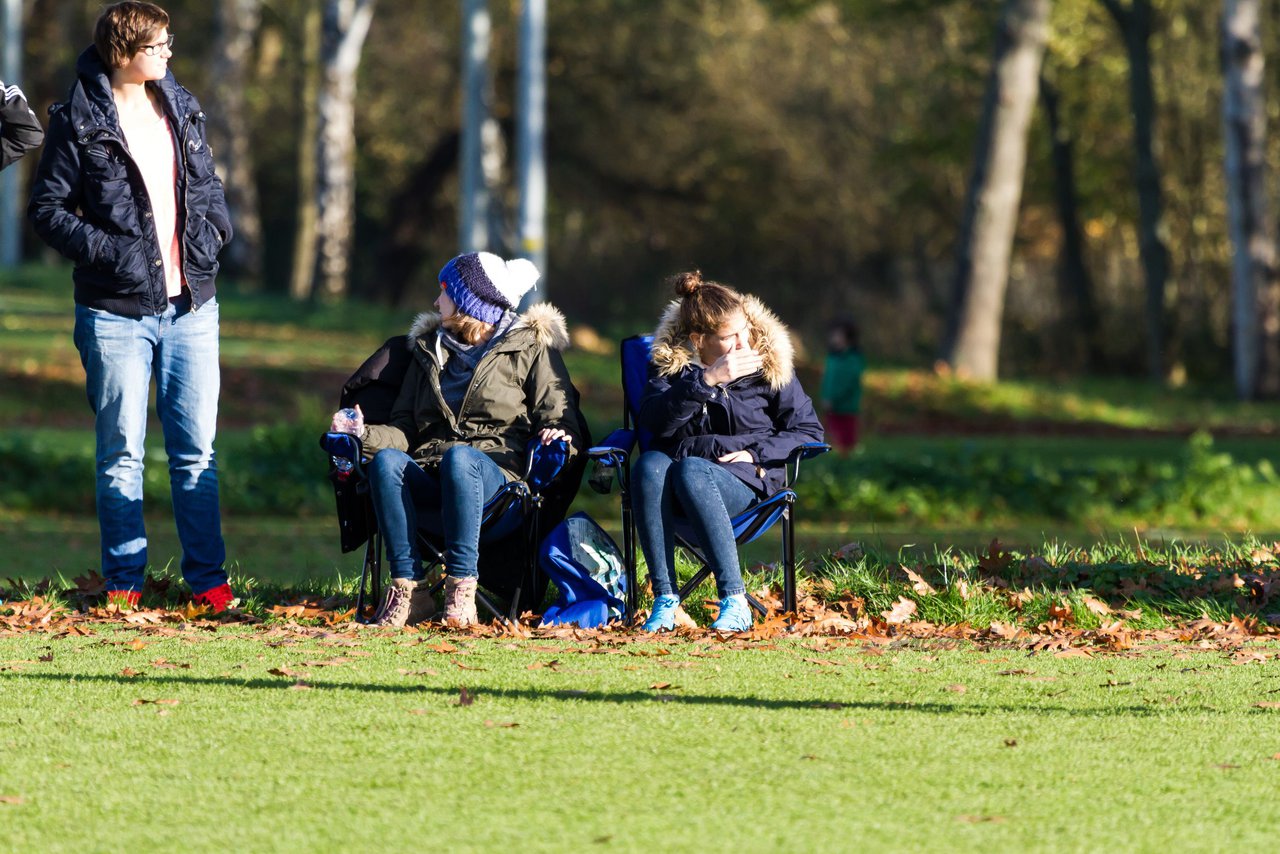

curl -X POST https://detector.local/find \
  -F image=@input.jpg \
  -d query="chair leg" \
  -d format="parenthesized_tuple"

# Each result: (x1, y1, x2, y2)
(621, 492, 637, 617)
(677, 565, 713, 603)
(371, 531, 383, 617)
(476, 588, 506, 623)
(355, 539, 372, 622)
(782, 501, 797, 614)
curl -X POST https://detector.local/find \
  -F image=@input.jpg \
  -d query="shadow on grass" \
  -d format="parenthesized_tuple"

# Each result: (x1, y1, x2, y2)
(0, 670, 1176, 717)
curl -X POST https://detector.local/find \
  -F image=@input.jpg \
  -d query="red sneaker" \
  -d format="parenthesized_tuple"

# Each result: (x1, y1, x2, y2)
(192, 583, 235, 614)
(106, 590, 141, 608)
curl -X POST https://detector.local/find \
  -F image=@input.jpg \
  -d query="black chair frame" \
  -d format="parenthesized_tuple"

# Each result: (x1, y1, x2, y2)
(323, 433, 549, 624)
(587, 335, 829, 617)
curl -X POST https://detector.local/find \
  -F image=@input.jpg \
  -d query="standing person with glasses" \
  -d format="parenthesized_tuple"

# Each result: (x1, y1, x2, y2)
(28, 2, 235, 612)
(1, 80, 45, 170)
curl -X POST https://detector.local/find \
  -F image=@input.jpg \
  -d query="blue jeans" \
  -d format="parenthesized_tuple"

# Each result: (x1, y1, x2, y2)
(633, 451, 758, 599)
(73, 295, 225, 594)
(369, 446, 514, 581)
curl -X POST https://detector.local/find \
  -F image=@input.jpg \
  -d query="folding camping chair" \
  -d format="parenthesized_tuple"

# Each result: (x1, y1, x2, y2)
(320, 333, 586, 624)
(587, 335, 829, 616)
(321, 432, 570, 623)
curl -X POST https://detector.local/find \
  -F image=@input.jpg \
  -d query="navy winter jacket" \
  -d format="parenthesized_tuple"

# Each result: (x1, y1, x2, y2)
(28, 48, 231, 317)
(639, 295, 825, 494)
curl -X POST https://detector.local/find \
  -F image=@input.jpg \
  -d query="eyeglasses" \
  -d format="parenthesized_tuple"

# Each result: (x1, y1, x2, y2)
(140, 34, 174, 56)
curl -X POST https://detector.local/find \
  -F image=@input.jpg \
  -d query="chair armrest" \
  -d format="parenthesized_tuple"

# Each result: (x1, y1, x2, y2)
(320, 432, 368, 480)
(785, 442, 831, 488)
(588, 428, 635, 466)
(524, 438, 570, 493)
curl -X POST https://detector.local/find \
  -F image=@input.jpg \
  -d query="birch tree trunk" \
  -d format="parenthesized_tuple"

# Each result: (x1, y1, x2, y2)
(207, 0, 264, 282)
(1222, 0, 1278, 399)
(1100, 0, 1171, 381)
(944, 0, 1050, 382)
(315, 0, 375, 300)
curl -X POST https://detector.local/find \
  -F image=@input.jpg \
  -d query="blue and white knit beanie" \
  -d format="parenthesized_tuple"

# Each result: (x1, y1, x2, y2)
(438, 252, 540, 324)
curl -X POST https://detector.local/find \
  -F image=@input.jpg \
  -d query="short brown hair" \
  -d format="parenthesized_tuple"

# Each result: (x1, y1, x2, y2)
(670, 270, 743, 335)
(442, 312, 495, 346)
(94, 2, 170, 69)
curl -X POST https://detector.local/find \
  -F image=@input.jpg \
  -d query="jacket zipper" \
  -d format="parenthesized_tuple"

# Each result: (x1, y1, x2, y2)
(86, 125, 166, 316)
(179, 109, 197, 310)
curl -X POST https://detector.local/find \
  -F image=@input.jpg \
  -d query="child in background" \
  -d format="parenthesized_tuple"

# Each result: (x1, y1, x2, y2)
(820, 318, 864, 454)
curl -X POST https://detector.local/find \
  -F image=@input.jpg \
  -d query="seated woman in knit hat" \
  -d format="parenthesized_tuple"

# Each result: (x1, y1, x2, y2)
(328, 252, 587, 627)
(635, 271, 824, 632)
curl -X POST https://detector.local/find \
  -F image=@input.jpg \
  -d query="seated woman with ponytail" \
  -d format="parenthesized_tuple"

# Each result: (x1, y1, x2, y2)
(635, 271, 824, 632)
(329, 253, 586, 627)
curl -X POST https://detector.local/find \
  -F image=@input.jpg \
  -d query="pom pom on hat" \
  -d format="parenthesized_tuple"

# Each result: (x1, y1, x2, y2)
(439, 252, 541, 324)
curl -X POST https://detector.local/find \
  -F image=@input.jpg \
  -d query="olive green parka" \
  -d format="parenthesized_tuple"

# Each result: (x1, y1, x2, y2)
(361, 303, 586, 479)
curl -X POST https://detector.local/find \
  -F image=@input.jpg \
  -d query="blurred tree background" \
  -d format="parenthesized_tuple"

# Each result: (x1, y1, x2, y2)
(8, 0, 1280, 385)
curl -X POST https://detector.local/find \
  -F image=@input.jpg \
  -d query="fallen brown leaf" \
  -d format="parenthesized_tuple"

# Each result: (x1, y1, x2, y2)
(944, 684, 967, 694)
(425, 642, 459, 654)
(881, 597, 917, 625)
(0, 795, 24, 805)
(484, 720, 519, 728)
(1083, 596, 1112, 617)
(457, 687, 475, 706)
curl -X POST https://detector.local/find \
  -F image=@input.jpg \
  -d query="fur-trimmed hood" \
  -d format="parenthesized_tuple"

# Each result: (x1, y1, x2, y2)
(406, 302, 571, 352)
(649, 294, 795, 391)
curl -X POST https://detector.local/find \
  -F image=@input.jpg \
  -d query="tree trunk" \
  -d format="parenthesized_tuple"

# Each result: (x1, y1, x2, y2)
(1222, 0, 1279, 399)
(944, 0, 1050, 382)
(207, 0, 264, 283)
(516, 0, 547, 305)
(290, 0, 323, 301)
(459, 0, 497, 254)
(1040, 64, 1103, 372)
(315, 0, 375, 301)
(1101, 0, 1172, 381)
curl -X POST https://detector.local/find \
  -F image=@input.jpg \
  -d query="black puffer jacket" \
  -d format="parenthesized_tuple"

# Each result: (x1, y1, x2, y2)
(28, 47, 231, 317)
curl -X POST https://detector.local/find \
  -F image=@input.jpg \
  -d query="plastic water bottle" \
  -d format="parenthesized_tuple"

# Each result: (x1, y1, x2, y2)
(331, 407, 361, 475)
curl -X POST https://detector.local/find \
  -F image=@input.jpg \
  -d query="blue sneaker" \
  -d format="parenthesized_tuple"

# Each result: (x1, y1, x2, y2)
(710, 594, 752, 632)
(643, 594, 681, 632)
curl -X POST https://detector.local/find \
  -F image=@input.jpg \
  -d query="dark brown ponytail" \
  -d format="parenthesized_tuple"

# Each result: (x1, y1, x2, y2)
(668, 270, 743, 334)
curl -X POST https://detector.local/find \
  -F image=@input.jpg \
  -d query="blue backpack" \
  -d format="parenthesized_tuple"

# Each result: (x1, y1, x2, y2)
(539, 512, 627, 629)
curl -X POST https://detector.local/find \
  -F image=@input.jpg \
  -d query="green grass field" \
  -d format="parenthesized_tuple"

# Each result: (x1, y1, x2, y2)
(7, 262, 1280, 851)
(2, 630, 1278, 852)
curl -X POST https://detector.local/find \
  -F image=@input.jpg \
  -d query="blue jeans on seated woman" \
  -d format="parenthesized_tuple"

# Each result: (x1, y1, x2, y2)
(369, 446, 516, 581)
(633, 450, 760, 600)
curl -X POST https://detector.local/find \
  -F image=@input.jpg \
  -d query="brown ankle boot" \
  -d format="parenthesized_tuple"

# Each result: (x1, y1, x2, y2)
(372, 578, 436, 627)
(443, 576, 479, 627)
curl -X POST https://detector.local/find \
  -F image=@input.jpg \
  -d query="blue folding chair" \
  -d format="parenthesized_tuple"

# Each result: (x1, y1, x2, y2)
(322, 431, 571, 623)
(587, 334, 829, 616)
